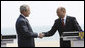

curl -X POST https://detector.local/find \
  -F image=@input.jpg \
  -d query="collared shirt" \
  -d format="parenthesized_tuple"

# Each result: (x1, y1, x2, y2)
(21, 14, 29, 21)
(61, 14, 67, 24)
(21, 14, 26, 18)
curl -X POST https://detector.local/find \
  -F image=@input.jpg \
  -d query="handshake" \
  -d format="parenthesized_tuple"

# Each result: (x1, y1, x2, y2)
(38, 33, 45, 39)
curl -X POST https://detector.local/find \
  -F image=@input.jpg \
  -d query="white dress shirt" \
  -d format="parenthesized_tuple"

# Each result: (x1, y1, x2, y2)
(61, 15, 67, 25)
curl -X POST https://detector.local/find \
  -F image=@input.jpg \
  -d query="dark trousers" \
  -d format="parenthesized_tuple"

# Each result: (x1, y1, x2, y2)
(60, 38, 71, 47)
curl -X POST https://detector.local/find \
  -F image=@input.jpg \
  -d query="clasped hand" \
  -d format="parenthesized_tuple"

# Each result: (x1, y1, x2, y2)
(38, 33, 44, 39)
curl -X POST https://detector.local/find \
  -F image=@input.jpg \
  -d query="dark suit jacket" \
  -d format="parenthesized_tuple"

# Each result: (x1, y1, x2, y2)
(16, 15, 38, 47)
(43, 16, 82, 37)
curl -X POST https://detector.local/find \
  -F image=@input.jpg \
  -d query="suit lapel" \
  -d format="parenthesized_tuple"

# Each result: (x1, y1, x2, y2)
(58, 18, 63, 28)
(20, 15, 33, 32)
(65, 16, 70, 26)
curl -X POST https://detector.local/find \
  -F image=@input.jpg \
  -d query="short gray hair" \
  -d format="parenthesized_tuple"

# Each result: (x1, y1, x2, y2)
(20, 4, 29, 13)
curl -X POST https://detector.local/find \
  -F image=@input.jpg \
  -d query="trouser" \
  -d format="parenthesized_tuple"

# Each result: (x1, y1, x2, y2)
(60, 38, 71, 47)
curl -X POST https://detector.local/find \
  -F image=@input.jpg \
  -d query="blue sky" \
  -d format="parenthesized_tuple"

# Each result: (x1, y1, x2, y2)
(1, 1, 84, 30)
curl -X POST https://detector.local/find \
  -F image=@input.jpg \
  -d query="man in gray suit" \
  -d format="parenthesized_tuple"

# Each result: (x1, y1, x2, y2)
(16, 4, 42, 47)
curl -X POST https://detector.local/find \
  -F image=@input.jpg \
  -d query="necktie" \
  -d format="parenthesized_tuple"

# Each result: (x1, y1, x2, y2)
(62, 19, 64, 26)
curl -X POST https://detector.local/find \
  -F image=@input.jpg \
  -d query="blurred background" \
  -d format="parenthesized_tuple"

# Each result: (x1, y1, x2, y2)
(1, 1, 84, 47)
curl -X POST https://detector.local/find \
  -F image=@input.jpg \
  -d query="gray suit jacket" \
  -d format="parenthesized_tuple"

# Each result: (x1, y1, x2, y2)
(16, 15, 38, 47)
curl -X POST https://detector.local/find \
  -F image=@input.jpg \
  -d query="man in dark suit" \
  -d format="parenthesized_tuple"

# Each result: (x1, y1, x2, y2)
(16, 4, 42, 47)
(39, 7, 82, 47)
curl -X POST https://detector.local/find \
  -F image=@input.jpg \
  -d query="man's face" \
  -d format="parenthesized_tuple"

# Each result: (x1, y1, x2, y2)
(57, 9, 65, 18)
(24, 7, 30, 17)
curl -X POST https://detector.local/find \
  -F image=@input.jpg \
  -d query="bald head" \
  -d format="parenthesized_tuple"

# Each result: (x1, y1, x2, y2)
(56, 7, 66, 18)
(57, 7, 66, 12)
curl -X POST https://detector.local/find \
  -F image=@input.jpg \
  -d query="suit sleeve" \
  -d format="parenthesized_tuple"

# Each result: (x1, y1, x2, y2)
(72, 17, 82, 31)
(18, 20, 38, 38)
(42, 20, 58, 37)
